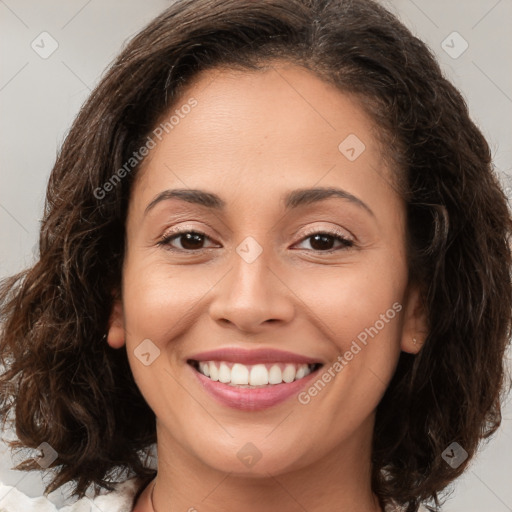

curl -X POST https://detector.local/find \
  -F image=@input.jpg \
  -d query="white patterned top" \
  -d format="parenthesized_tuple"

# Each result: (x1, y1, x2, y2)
(0, 476, 144, 512)
(0, 477, 432, 512)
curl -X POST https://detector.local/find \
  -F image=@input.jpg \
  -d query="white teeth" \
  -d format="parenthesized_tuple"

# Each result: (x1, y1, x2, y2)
(231, 363, 249, 385)
(282, 364, 296, 383)
(268, 365, 282, 384)
(209, 362, 219, 381)
(218, 362, 231, 383)
(295, 365, 306, 380)
(199, 362, 210, 377)
(194, 361, 315, 386)
(249, 364, 269, 386)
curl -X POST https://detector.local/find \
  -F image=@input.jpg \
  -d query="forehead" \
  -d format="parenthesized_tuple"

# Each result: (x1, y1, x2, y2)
(131, 61, 401, 221)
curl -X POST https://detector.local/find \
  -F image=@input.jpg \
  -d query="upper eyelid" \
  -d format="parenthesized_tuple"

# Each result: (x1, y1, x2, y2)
(160, 220, 353, 239)
(298, 224, 354, 241)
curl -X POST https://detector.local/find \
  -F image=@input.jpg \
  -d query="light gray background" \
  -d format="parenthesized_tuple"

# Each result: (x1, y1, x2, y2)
(1, 0, 511, 510)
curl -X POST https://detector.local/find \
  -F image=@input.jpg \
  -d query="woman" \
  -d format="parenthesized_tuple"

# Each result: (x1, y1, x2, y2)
(1, 0, 511, 511)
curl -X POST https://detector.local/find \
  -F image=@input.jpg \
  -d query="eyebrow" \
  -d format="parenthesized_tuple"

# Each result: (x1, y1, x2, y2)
(144, 186, 374, 217)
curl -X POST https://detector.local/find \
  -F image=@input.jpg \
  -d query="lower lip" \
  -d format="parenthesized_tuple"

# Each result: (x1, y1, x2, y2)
(189, 364, 322, 411)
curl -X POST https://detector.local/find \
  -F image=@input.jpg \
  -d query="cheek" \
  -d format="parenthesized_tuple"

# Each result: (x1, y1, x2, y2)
(290, 256, 405, 417)
(120, 261, 209, 393)
(122, 260, 220, 342)
(291, 259, 405, 349)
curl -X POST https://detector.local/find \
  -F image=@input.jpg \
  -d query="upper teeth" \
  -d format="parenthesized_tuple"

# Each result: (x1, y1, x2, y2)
(196, 361, 314, 386)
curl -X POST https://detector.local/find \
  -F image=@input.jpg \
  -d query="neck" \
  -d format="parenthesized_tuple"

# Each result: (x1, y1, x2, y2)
(136, 418, 382, 512)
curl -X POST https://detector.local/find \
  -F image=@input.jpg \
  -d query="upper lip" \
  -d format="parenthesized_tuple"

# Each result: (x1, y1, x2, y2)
(187, 347, 324, 366)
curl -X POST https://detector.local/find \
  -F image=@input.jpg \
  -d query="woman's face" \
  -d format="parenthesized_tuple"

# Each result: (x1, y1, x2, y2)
(108, 61, 425, 477)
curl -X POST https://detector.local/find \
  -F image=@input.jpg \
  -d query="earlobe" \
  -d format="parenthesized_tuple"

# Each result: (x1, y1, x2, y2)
(106, 299, 126, 349)
(400, 284, 428, 354)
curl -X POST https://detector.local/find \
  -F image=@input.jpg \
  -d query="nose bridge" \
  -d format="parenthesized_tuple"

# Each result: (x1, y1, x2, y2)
(209, 235, 294, 331)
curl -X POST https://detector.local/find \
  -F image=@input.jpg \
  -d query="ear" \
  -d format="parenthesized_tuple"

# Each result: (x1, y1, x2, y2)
(400, 283, 428, 354)
(106, 296, 126, 349)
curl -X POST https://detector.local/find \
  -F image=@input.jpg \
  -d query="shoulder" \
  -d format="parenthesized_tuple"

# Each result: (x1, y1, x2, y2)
(384, 502, 434, 512)
(86, 476, 147, 512)
(0, 476, 146, 512)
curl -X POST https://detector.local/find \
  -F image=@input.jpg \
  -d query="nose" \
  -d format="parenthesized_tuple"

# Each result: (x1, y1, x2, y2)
(208, 245, 295, 334)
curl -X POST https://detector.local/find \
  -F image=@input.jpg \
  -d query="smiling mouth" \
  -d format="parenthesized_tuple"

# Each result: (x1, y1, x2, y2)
(188, 360, 323, 388)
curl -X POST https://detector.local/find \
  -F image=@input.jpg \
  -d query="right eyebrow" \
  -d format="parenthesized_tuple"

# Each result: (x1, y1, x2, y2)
(144, 189, 225, 216)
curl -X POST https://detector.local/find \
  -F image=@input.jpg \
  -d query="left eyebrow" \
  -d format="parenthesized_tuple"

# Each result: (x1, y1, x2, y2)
(282, 187, 375, 217)
(143, 186, 374, 217)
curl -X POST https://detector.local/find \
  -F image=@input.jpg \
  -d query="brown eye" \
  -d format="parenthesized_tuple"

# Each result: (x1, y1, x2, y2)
(294, 231, 354, 252)
(159, 230, 217, 251)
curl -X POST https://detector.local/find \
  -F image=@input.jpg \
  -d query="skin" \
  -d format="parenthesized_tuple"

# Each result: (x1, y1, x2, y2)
(107, 60, 427, 512)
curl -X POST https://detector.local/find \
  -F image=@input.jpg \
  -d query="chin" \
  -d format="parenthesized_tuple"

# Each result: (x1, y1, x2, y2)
(188, 437, 312, 478)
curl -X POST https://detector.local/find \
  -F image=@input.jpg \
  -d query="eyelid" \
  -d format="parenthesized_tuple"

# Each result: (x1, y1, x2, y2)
(295, 224, 354, 244)
(159, 219, 222, 239)
(160, 224, 208, 240)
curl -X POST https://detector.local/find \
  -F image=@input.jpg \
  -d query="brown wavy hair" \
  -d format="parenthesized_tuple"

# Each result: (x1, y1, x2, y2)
(1, 0, 511, 510)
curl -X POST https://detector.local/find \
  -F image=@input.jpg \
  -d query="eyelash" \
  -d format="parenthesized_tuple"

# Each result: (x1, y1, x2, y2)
(157, 227, 354, 253)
